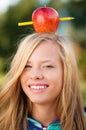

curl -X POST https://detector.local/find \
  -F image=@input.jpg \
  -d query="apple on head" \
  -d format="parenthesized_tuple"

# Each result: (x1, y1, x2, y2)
(18, 7, 74, 33)
(32, 7, 60, 33)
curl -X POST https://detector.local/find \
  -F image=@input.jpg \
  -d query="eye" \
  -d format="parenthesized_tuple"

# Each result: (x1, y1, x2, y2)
(43, 65, 54, 68)
(25, 65, 32, 68)
(46, 65, 53, 68)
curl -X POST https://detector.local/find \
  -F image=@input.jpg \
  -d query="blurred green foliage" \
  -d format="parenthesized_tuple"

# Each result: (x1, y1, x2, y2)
(0, 0, 39, 71)
(0, 0, 86, 104)
(80, 81, 86, 105)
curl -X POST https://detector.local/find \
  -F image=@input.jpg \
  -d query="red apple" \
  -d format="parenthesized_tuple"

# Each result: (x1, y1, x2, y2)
(32, 7, 60, 33)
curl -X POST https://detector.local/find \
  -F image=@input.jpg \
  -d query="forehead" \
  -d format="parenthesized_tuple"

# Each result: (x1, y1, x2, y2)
(28, 40, 61, 62)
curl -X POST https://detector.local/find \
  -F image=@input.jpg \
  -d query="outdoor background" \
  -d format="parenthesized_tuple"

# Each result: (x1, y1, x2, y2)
(0, 0, 86, 105)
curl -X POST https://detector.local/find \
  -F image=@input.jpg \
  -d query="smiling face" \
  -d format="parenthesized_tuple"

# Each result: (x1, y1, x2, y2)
(20, 40, 63, 105)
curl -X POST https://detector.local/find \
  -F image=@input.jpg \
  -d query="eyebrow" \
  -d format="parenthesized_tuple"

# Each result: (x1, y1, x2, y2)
(27, 59, 54, 63)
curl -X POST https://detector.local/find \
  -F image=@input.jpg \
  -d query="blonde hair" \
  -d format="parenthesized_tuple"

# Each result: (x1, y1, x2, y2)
(0, 33, 86, 130)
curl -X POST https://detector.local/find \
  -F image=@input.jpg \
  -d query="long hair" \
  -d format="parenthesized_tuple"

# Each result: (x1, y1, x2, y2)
(0, 33, 85, 130)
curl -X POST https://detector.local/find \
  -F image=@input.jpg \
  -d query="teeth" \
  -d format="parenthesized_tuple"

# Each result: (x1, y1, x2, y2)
(30, 86, 47, 90)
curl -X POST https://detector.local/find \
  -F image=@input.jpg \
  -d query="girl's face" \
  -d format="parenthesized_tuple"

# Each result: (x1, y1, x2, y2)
(20, 40, 63, 105)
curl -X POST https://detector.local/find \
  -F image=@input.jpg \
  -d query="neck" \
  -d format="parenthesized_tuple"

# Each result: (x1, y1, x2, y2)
(31, 103, 57, 126)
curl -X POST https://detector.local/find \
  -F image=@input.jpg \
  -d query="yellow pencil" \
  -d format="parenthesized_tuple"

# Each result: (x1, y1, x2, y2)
(60, 17, 75, 21)
(18, 21, 33, 26)
(18, 17, 74, 26)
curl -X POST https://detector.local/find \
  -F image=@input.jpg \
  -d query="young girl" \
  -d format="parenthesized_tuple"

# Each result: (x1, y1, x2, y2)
(0, 33, 86, 130)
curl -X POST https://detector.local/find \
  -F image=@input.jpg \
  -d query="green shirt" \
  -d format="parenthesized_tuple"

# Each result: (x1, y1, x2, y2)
(27, 117, 61, 130)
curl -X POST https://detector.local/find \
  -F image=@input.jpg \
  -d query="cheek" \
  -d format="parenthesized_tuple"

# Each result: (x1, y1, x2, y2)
(51, 74, 63, 97)
(50, 69, 63, 88)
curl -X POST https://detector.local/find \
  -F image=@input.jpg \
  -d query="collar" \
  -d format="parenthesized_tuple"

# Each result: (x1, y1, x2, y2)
(27, 117, 61, 130)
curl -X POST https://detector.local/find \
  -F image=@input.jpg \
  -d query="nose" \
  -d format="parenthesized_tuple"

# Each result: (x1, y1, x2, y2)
(29, 68, 43, 80)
